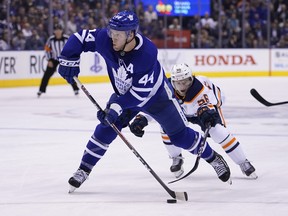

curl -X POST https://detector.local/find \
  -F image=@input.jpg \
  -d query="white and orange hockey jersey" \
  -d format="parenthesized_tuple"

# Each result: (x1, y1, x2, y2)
(162, 76, 248, 165)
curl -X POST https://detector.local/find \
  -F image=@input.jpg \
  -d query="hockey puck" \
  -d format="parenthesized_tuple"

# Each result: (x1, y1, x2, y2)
(167, 199, 177, 204)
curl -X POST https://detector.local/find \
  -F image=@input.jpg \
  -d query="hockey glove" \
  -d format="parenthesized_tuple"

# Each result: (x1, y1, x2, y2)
(197, 104, 221, 129)
(58, 55, 80, 84)
(97, 103, 122, 126)
(129, 114, 148, 137)
(186, 116, 200, 125)
(97, 109, 107, 124)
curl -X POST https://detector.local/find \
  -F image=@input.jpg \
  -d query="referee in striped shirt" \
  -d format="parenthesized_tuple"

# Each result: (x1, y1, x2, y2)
(37, 24, 79, 97)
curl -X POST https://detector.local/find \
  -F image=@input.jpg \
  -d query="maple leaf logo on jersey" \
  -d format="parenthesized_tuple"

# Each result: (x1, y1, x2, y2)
(112, 59, 134, 95)
(128, 15, 134, 21)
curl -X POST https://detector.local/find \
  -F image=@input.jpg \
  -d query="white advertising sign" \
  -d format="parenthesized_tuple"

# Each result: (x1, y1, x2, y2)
(0, 51, 107, 80)
(158, 49, 269, 75)
(271, 49, 288, 71)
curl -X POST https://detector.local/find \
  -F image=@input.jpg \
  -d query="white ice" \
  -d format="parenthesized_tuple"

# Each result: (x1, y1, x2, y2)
(0, 77, 288, 216)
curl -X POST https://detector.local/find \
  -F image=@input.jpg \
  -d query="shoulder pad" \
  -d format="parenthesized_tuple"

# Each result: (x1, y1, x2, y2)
(184, 78, 204, 102)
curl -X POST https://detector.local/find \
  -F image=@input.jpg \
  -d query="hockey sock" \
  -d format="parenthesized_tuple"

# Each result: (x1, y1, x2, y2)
(80, 136, 109, 172)
(210, 124, 247, 165)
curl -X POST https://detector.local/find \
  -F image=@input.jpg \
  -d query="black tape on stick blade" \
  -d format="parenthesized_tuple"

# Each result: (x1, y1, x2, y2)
(167, 199, 177, 204)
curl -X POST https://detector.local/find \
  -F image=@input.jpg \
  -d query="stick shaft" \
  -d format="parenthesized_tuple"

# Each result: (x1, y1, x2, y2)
(73, 77, 188, 201)
(169, 125, 211, 184)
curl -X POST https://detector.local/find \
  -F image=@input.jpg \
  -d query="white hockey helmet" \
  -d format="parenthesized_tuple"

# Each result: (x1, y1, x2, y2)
(171, 63, 193, 81)
(171, 63, 193, 95)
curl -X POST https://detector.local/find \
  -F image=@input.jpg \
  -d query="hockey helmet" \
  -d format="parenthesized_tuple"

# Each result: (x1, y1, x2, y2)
(171, 63, 193, 93)
(171, 63, 193, 81)
(108, 10, 139, 37)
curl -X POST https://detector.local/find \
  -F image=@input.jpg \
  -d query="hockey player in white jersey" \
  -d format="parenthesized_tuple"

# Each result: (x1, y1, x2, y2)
(130, 63, 257, 179)
(58, 11, 232, 193)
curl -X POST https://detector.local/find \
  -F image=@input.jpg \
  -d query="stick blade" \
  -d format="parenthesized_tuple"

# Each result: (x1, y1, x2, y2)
(174, 191, 188, 201)
(250, 88, 288, 106)
(250, 88, 272, 106)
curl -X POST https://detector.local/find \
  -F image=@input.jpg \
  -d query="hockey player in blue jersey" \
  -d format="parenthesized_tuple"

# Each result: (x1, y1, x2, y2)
(58, 10, 231, 193)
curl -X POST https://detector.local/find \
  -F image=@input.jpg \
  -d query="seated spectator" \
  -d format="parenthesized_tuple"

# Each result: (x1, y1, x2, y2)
(0, 30, 10, 50)
(24, 29, 44, 50)
(276, 3, 288, 24)
(199, 29, 214, 48)
(37, 23, 49, 44)
(153, 19, 166, 39)
(280, 20, 288, 37)
(270, 20, 281, 47)
(200, 11, 217, 29)
(276, 35, 288, 48)
(190, 33, 198, 48)
(228, 12, 241, 33)
(144, 5, 158, 24)
(67, 15, 77, 35)
(11, 31, 26, 50)
(252, 22, 265, 40)
(227, 34, 240, 48)
(22, 22, 32, 38)
(169, 18, 181, 30)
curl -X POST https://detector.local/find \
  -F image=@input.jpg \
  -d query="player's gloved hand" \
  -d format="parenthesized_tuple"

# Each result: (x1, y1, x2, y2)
(186, 116, 200, 125)
(58, 55, 80, 84)
(104, 107, 119, 125)
(97, 109, 107, 124)
(97, 103, 122, 126)
(197, 104, 220, 128)
(129, 114, 148, 137)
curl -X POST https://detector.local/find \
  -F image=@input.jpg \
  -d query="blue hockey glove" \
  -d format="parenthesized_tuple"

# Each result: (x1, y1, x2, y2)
(58, 55, 80, 84)
(104, 108, 119, 125)
(129, 114, 148, 137)
(197, 104, 221, 129)
(97, 109, 107, 124)
(97, 103, 122, 125)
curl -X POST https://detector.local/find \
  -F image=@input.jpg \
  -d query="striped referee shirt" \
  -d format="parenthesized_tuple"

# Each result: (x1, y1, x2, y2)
(44, 34, 69, 61)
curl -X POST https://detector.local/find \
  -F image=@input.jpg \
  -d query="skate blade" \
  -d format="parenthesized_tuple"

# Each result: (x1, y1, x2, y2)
(248, 172, 258, 179)
(68, 186, 76, 193)
(227, 178, 232, 185)
(173, 169, 184, 178)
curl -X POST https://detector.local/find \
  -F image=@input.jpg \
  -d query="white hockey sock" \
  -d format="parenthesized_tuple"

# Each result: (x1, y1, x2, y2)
(210, 124, 247, 165)
(226, 143, 247, 165)
(161, 131, 182, 158)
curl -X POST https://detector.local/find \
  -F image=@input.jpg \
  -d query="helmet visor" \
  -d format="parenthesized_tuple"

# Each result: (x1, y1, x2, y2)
(107, 28, 129, 40)
(173, 77, 192, 95)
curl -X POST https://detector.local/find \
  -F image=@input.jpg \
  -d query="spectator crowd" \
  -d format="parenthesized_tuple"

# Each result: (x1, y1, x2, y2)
(0, 0, 288, 50)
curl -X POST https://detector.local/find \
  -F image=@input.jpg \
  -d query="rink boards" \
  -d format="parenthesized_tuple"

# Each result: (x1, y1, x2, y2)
(0, 49, 288, 87)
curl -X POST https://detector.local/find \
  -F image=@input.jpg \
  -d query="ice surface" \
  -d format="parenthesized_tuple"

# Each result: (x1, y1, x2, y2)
(0, 77, 288, 216)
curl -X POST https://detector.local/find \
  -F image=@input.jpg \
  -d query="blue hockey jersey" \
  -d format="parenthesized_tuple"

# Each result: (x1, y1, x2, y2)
(60, 28, 166, 111)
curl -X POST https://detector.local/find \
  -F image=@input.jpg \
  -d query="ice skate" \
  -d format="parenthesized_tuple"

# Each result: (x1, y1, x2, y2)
(68, 169, 89, 193)
(37, 91, 43, 97)
(240, 159, 258, 179)
(74, 90, 79, 95)
(170, 154, 184, 178)
(209, 152, 232, 184)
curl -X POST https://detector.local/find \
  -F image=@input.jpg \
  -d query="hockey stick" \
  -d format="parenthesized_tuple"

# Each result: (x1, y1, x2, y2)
(168, 124, 211, 184)
(250, 88, 288, 106)
(73, 77, 188, 201)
